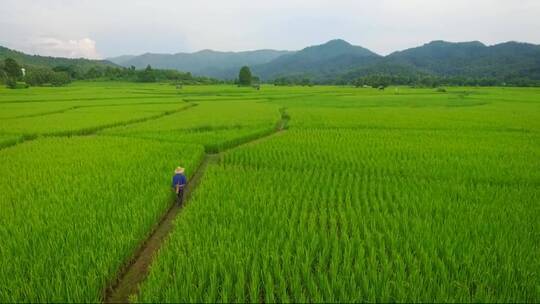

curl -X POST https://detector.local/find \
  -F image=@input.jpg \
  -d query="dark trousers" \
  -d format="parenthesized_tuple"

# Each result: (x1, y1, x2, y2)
(176, 187, 185, 206)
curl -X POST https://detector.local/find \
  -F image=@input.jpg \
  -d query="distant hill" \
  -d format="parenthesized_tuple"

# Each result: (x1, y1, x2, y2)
(110, 38, 540, 84)
(106, 55, 136, 65)
(254, 40, 540, 83)
(384, 40, 540, 80)
(252, 39, 381, 81)
(0, 45, 117, 71)
(5, 38, 539, 85)
(255, 39, 540, 84)
(108, 49, 292, 79)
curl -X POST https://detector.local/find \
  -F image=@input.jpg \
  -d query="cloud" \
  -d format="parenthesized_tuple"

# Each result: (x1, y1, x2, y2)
(25, 37, 101, 59)
(1, 0, 539, 57)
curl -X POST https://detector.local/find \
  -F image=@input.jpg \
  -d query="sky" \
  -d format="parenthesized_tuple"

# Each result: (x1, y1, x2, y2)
(1, 0, 539, 59)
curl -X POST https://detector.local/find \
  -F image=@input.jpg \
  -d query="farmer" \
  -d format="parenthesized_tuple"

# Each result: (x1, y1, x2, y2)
(172, 167, 187, 206)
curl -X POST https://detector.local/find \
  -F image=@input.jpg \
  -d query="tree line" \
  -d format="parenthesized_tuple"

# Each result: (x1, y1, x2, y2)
(349, 74, 540, 88)
(3, 58, 538, 89)
(272, 73, 540, 87)
(0, 58, 222, 89)
(0, 58, 71, 88)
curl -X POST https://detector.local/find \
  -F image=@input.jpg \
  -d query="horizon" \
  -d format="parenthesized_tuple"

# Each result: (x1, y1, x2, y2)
(3, 38, 539, 61)
(106, 38, 539, 59)
(1, 0, 539, 59)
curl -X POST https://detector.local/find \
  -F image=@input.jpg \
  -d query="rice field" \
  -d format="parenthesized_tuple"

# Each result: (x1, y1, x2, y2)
(0, 136, 204, 302)
(0, 82, 538, 302)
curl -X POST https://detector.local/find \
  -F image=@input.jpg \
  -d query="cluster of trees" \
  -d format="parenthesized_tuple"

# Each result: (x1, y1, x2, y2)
(273, 71, 540, 88)
(271, 72, 540, 88)
(83, 64, 220, 84)
(133, 65, 218, 83)
(0, 57, 222, 89)
(350, 74, 540, 88)
(0, 58, 74, 88)
(4, 54, 538, 89)
(26, 67, 71, 87)
(0, 58, 70, 88)
(0, 58, 19, 88)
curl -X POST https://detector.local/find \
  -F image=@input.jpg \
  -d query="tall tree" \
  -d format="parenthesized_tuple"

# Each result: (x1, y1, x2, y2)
(238, 66, 252, 86)
(4, 58, 22, 79)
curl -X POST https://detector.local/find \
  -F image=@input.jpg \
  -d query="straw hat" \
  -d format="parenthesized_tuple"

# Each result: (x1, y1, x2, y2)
(175, 167, 185, 174)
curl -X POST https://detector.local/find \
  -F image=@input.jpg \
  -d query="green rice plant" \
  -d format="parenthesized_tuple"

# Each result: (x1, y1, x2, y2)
(0, 103, 190, 137)
(1, 83, 539, 302)
(0, 136, 204, 302)
(137, 87, 539, 302)
(0, 134, 24, 149)
(101, 100, 281, 152)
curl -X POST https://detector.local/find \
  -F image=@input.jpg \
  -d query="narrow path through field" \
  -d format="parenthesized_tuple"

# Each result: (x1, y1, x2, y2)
(103, 110, 288, 303)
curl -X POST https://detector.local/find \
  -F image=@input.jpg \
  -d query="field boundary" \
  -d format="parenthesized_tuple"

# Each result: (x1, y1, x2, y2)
(0, 103, 197, 150)
(0, 94, 184, 104)
(103, 110, 288, 303)
(5, 100, 192, 120)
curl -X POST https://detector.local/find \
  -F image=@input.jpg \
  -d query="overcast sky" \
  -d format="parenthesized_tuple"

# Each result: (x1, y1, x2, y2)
(1, 0, 539, 59)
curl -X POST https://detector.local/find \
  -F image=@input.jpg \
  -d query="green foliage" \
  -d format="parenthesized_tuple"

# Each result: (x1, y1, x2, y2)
(5, 77, 16, 89)
(436, 87, 447, 92)
(85, 67, 102, 79)
(258, 40, 540, 86)
(3, 58, 22, 79)
(350, 73, 539, 88)
(25, 68, 71, 86)
(52, 65, 80, 78)
(238, 66, 252, 86)
(0, 45, 115, 74)
(137, 65, 157, 82)
(0, 45, 221, 85)
(386, 41, 540, 83)
(255, 39, 379, 82)
(50, 71, 71, 86)
(4, 79, 27, 89)
(4, 40, 540, 86)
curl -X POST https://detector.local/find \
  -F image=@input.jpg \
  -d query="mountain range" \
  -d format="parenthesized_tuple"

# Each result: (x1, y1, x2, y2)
(108, 39, 540, 83)
(2, 39, 539, 84)
(108, 49, 291, 79)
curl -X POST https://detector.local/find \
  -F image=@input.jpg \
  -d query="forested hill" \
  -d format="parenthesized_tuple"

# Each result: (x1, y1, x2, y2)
(0, 46, 117, 71)
(109, 49, 292, 79)
(254, 40, 540, 85)
(109, 39, 540, 85)
(0, 46, 221, 86)
(334, 40, 540, 86)
(252, 39, 381, 81)
(384, 40, 540, 79)
(3, 38, 540, 86)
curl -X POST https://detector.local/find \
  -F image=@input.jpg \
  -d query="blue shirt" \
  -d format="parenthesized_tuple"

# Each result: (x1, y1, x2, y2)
(172, 174, 187, 188)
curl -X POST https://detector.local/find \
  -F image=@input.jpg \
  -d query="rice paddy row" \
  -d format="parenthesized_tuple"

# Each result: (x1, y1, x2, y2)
(0, 82, 538, 302)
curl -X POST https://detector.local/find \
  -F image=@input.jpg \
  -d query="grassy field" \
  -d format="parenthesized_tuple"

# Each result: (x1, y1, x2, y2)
(0, 82, 538, 302)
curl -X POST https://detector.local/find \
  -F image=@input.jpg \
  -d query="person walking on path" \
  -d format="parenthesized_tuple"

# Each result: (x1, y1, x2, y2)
(172, 167, 187, 206)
